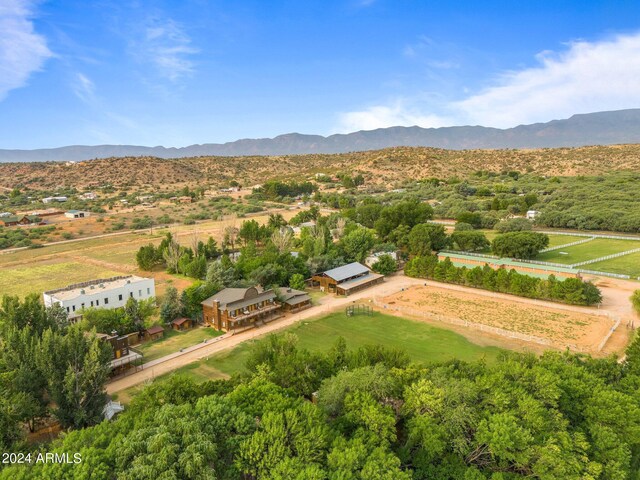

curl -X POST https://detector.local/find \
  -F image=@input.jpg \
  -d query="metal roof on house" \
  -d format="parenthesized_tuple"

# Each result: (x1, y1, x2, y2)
(322, 262, 370, 282)
(279, 288, 311, 305)
(201, 286, 276, 311)
(337, 272, 384, 290)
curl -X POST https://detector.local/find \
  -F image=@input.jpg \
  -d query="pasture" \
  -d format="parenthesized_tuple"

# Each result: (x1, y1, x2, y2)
(113, 311, 505, 403)
(536, 238, 640, 265)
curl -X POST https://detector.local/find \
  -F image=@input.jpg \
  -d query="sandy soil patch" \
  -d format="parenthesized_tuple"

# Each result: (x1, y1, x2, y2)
(381, 285, 614, 353)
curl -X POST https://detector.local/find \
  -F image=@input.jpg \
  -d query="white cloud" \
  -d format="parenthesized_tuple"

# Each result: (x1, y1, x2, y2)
(339, 100, 451, 132)
(72, 72, 95, 103)
(455, 32, 640, 127)
(137, 17, 198, 81)
(339, 32, 640, 131)
(0, 0, 52, 100)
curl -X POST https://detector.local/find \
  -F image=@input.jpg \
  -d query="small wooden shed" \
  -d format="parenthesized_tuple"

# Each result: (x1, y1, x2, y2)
(145, 325, 165, 341)
(171, 317, 192, 331)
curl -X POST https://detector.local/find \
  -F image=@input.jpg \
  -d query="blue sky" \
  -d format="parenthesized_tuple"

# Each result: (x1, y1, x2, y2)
(2, 0, 640, 148)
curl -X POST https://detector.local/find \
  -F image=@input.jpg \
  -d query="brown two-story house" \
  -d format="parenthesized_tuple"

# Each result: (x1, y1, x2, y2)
(201, 286, 281, 332)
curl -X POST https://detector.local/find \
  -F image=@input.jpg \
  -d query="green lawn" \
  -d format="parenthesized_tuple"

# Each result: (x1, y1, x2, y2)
(115, 311, 504, 403)
(536, 238, 640, 265)
(0, 261, 122, 298)
(138, 326, 224, 363)
(586, 251, 640, 278)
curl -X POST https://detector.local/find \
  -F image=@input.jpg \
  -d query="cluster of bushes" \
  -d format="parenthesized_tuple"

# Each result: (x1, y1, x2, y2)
(6, 331, 640, 479)
(254, 180, 317, 200)
(0, 225, 56, 249)
(405, 255, 602, 305)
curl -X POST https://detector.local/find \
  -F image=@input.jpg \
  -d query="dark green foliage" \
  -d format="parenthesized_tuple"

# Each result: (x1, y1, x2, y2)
(405, 256, 602, 305)
(371, 254, 398, 275)
(495, 217, 533, 233)
(6, 335, 640, 479)
(450, 231, 490, 252)
(491, 231, 550, 259)
(256, 180, 317, 200)
(374, 199, 433, 239)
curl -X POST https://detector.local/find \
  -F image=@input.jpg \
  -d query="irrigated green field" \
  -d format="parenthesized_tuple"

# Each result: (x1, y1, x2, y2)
(114, 311, 504, 403)
(586, 251, 640, 278)
(536, 238, 640, 265)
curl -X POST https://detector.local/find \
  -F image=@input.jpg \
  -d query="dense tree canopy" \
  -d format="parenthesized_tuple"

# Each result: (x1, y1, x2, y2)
(4, 332, 640, 479)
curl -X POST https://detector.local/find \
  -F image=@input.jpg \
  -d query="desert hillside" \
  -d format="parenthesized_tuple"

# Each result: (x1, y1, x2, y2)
(1, 144, 639, 191)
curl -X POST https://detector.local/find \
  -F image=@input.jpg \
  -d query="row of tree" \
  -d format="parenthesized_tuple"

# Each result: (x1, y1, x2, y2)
(405, 255, 602, 305)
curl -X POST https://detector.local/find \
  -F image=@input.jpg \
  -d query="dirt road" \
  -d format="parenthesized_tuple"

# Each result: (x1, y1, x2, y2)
(107, 274, 633, 394)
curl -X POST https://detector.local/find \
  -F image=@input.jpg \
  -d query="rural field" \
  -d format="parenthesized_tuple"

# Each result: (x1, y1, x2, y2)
(536, 238, 640, 265)
(0, 209, 299, 300)
(114, 310, 504, 403)
(380, 285, 615, 353)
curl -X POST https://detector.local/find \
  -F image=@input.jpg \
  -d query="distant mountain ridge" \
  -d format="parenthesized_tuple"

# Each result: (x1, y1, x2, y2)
(3, 109, 640, 162)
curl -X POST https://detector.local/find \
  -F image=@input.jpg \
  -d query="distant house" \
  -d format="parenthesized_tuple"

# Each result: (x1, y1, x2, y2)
(177, 196, 193, 204)
(201, 286, 281, 332)
(526, 210, 540, 220)
(79, 192, 97, 200)
(292, 221, 316, 236)
(364, 251, 398, 269)
(145, 325, 165, 341)
(171, 317, 192, 331)
(0, 215, 39, 227)
(65, 210, 90, 219)
(311, 262, 384, 296)
(279, 288, 312, 312)
(42, 196, 68, 204)
(43, 275, 156, 320)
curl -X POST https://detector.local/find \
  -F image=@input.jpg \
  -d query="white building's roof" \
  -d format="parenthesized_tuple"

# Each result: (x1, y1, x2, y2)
(44, 275, 153, 302)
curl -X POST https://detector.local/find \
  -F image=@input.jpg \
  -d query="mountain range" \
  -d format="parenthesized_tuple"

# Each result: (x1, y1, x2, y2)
(3, 108, 640, 162)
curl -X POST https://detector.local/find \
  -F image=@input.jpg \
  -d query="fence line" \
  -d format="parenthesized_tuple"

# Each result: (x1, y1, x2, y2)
(372, 298, 556, 348)
(597, 316, 622, 352)
(540, 236, 595, 253)
(537, 231, 640, 241)
(570, 247, 640, 268)
(441, 250, 634, 279)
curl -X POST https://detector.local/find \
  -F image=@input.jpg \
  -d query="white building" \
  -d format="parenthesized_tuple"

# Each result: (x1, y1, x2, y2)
(43, 275, 156, 319)
(526, 210, 540, 220)
(65, 210, 90, 219)
(79, 192, 97, 200)
(42, 196, 68, 204)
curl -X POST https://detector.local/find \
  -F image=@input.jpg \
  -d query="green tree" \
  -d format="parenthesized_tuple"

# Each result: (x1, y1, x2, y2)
(451, 231, 490, 252)
(37, 327, 111, 429)
(371, 254, 397, 275)
(160, 285, 183, 324)
(491, 231, 549, 259)
(340, 227, 377, 263)
(135, 244, 161, 270)
(289, 273, 306, 291)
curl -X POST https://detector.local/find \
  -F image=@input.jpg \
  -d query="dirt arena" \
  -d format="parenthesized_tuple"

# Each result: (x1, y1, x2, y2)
(380, 285, 616, 354)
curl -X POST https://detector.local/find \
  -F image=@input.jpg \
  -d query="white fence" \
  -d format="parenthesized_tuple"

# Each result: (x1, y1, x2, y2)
(570, 247, 640, 268)
(540, 236, 595, 253)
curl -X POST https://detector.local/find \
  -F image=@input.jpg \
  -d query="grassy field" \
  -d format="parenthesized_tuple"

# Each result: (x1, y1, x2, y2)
(138, 327, 224, 363)
(114, 311, 504, 403)
(536, 238, 640, 265)
(586, 251, 640, 277)
(0, 261, 123, 298)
